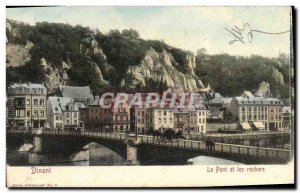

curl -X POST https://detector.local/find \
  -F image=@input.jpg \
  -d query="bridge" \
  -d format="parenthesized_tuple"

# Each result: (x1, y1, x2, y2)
(7, 129, 292, 165)
(184, 131, 291, 149)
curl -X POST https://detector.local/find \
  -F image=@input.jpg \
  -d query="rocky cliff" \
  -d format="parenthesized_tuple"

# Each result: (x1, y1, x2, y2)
(6, 19, 205, 93)
(124, 48, 203, 92)
(254, 81, 271, 97)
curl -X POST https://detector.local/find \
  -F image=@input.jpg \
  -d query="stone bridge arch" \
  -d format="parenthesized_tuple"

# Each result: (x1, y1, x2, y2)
(7, 133, 33, 150)
(33, 134, 128, 159)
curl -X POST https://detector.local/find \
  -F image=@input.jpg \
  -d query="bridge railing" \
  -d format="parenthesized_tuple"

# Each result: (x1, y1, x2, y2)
(8, 129, 291, 161)
(140, 135, 291, 161)
(184, 130, 291, 139)
(41, 130, 127, 141)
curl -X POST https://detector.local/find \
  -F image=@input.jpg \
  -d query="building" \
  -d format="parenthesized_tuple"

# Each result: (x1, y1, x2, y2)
(130, 107, 148, 134)
(188, 106, 207, 133)
(207, 97, 233, 110)
(147, 107, 174, 132)
(47, 97, 85, 130)
(173, 106, 207, 134)
(282, 106, 291, 130)
(86, 95, 131, 132)
(174, 108, 190, 132)
(267, 98, 284, 131)
(207, 107, 224, 121)
(7, 83, 47, 129)
(78, 107, 89, 128)
(230, 91, 283, 131)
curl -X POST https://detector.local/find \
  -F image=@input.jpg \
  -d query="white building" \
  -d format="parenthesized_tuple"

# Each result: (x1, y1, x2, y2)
(47, 97, 85, 130)
(147, 108, 174, 132)
(231, 91, 283, 131)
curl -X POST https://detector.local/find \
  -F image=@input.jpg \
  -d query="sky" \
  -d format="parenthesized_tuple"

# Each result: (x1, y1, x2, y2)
(6, 6, 292, 58)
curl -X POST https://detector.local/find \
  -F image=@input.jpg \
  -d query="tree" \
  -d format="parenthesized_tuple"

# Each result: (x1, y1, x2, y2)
(163, 129, 175, 140)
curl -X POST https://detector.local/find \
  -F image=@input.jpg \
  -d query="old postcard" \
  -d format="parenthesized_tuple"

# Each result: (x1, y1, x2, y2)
(6, 6, 294, 187)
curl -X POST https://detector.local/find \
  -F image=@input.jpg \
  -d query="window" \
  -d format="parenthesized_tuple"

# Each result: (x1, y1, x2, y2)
(8, 110, 12, 117)
(15, 110, 19, 117)
(40, 110, 44, 117)
(163, 118, 167, 123)
(66, 120, 69, 125)
(74, 113, 77, 117)
(34, 110, 38, 117)
(74, 120, 77, 125)
(6, 99, 11, 106)
(66, 113, 70, 117)
(158, 118, 162, 123)
(27, 110, 30, 117)
(169, 118, 172, 122)
(164, 111, 167, 116)
(40, 99, 44, 106)
(26, 99, 30, 105)
(241, 115, 245, 121)
(19, 110, 25, 117)
(33, 99, 38, 106)
(55, 115, 59, 120)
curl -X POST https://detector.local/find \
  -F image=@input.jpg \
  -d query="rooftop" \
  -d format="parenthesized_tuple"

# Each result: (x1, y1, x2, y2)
(10, 83, 46, 89)
(59, 86, 93, 99)
(48, 96, 85, 114)
(234, 96, 282, 105)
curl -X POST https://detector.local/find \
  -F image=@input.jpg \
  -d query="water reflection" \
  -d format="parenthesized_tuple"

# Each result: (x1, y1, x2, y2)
(188, 156, 244, 165)
(7, 143, 127, 166)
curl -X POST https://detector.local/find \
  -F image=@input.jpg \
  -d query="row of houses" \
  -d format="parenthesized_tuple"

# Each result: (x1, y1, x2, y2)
(6, 83, 208, 134)
(81, 94, 207, 134)
(7, 82, 291, 134)
(205, 91, 291, 131)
